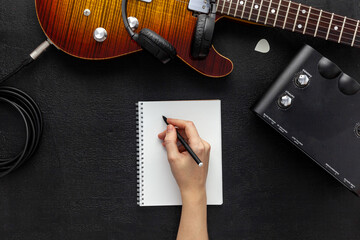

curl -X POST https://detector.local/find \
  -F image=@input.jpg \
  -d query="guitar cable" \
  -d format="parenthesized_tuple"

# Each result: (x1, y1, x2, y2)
(0, 39, 51, 178)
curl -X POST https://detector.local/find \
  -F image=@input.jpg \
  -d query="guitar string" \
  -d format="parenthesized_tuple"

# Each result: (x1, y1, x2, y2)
(219, 0, 359, 28)
(219, 4, 359, 37)
(218, 0, 360, 29)
(219, 13, 360, 45)
(219, 2, 360, 33)
(217, 2, 360, 43)
(217, 12, 360, 45)
(217, 5, 360, 44)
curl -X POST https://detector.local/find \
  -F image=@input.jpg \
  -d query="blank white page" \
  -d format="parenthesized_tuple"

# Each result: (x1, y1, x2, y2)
(137, 100, 223, 206)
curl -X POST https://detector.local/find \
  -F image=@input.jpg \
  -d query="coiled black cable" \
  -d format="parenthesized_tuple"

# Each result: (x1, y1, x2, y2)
(0, 56, 43, 178)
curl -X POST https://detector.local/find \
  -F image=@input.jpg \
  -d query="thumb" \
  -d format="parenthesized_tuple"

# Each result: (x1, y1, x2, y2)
(164, 125, 180, 161)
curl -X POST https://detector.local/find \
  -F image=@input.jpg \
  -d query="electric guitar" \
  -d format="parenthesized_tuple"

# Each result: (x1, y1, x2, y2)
(35, 0, 360, 78)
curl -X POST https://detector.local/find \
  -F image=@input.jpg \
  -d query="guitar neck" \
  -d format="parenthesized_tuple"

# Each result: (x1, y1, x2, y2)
(216, 0, 360, 48)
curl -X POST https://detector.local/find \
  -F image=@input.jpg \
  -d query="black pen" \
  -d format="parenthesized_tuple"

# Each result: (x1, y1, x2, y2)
(162, 116, 203, 167)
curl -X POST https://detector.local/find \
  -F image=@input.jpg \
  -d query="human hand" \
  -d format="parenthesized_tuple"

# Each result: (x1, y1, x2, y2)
(158, 118, 211, 203)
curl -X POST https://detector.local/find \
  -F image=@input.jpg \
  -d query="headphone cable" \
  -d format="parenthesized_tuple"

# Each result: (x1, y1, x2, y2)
(0, 40, 51, 178)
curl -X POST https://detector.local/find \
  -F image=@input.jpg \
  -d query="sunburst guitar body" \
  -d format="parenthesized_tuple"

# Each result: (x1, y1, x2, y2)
(35, 0, 360, 78)
(35, 0, 234, 78)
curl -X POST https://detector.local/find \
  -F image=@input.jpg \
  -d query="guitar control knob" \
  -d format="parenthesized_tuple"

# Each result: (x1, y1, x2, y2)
(93, 27, 107, 42)
(296, 74, 310, 87)
(128, 17, 139, 31)
(279, 95, 292, 108)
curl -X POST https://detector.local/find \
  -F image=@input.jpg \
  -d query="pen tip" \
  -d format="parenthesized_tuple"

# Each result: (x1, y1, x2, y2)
(162, 116, 168, 123)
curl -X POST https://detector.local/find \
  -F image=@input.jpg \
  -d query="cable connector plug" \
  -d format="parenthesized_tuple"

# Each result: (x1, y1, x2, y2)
(0, 39, 52, 84)
(30, 39, 51, 60)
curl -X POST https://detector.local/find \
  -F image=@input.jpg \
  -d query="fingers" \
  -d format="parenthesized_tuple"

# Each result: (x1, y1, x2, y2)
(202, 140, 211, 152)
(161, 139, 186, 152)
(158, 130, 166, 140)
(166, 118, 202, 145)
(163, 125, 181, 161)
(158, 119, 210, 157)
(158, 129, 188, 142)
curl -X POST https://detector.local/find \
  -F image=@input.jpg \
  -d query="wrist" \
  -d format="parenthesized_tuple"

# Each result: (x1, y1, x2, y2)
(181, 188, 207, 205)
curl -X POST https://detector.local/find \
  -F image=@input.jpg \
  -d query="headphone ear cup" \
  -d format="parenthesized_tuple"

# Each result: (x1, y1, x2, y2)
(137, 28, 177, 64)
(191, 14, 215, 59)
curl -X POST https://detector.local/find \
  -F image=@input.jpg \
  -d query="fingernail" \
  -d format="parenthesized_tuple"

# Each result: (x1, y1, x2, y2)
(167, 125, 173, 132)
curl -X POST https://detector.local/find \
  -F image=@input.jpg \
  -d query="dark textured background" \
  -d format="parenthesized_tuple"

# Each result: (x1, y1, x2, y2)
(1, 0, 360, 239)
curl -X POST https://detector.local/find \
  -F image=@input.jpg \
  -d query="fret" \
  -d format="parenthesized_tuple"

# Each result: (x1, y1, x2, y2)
(292, 3, 301, 32)
(352, 20, 360, 47)
(326, 14, 346, 43)
(223, 0, 234, 16)
(215, 0, 360, 49)
(340, 18, 358, 45)
(303, 7, 312, 34)
(248, 0, 255, 21)
(302, 7, 318, 36)
(244, 0, 263, 21)
(284, 1, 299, 31)
(273, 0, 282, 27)
(336, 17, 357, 45)
(216, 1, 220, 12)
(234, 0, 240, 17)
(338, 17, 346, 43)
(264, 0, 273, 25)
(242, 0, 253, 20)
(229, 0, 235, 14)
(221, 0, 226, 13)
(227, 0, 233, 15)
(241, 0, 248, 19)
(282, 1, 291, 29)
(266, 0, 279, 26)
(336, 15, 357, 45)
(274, 0, 288, 29)
(229, 0, 238, 16)
(256, 0, 264, 23)
(326, 13, 334, 40)
(249, 0, 262, 22)
(257, 0, 270, 24)
(314, 10, 323, 37)
(317, 11, 332, 39)
(292, 4, 309, 34)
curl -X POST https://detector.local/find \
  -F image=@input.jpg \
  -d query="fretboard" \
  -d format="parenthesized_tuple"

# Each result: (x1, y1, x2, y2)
(216, 0, 360, 48)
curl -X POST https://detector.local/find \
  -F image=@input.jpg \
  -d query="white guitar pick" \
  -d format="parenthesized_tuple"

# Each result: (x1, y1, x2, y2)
(255, 39, 270, 53)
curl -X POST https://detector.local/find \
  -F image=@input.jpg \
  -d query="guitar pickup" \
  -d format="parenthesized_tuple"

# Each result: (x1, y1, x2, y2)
(188, 0, 211, 14)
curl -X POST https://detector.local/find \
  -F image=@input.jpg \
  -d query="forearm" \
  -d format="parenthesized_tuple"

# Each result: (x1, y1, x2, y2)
(177, 190, 209, 240)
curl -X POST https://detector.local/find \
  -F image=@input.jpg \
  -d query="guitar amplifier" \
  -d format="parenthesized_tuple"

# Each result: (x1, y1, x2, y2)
(252, 45, 360, 196)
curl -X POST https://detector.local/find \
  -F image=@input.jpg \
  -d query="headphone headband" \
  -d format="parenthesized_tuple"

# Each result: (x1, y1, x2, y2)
(122, 0, 138, 41)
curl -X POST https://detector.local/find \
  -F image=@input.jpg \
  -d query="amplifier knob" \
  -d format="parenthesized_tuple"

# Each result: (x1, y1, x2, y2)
(296, 74, 310, 87)
(93, 27, 108, 42)
(279, 95, 292, 108)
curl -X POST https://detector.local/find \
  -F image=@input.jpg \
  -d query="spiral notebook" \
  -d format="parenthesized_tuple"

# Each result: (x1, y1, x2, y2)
(136, 100, 223, 206)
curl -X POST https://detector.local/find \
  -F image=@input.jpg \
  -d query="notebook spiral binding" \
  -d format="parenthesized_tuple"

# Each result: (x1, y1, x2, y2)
(136, 102, 144, 206)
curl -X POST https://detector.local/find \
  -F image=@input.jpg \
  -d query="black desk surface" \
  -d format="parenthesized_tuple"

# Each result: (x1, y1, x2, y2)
(1, 0, 360, 239)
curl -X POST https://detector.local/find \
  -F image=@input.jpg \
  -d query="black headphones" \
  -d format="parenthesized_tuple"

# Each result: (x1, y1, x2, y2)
(121, 0, 216, 63)
(121, 0, 176, 64)
(191, 0, 216, 59)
